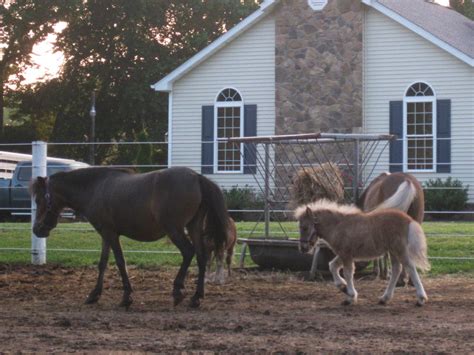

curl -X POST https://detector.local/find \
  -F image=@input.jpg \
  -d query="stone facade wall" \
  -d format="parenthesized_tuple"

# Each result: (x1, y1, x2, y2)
(275, 0, 363, 134)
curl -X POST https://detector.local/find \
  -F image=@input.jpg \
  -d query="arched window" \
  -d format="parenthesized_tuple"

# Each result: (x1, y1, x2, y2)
(404, 82, 436, 171)
(214, 88, 244, 172)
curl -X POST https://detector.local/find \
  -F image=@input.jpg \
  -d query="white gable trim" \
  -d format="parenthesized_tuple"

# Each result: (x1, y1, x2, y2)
(151, 0, 279, 92)
(362, 0, 474, 67)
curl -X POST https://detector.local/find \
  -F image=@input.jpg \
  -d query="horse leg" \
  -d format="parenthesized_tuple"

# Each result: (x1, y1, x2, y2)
(404, 262, 428, 306)
(189, 237, 208, 308)
(396, 267, 410, 287)
(214, 250, 225, 285)
(168, 229, 195, 306)
(85, 239, 110, 304)
(379, 256, 402, 305)
(341, 260, 358, 305)
(108, 235, 133, 308)
(205, 250, 213, 283)
(329, 256, 347, 294)
(226, 248, 233, 277)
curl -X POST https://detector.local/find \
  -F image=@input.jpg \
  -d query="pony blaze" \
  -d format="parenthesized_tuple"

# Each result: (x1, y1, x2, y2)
(295, 199, 430, 307)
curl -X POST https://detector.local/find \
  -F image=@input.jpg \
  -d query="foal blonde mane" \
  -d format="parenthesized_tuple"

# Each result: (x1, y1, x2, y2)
(294, 199, 361, 219)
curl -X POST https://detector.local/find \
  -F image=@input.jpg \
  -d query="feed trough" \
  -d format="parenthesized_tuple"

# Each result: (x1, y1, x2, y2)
(239, 238, 335, 271)
(227, 132, 393, 277)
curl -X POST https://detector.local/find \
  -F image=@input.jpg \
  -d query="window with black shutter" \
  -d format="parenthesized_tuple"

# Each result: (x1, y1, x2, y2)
(201, 88, 257, 174)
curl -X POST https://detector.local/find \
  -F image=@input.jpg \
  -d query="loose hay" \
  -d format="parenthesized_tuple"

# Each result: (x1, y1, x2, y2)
(291, 162, 344, 207)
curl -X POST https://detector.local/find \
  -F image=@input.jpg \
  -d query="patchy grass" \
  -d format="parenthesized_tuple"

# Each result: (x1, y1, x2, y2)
(0, 221, 472, 275)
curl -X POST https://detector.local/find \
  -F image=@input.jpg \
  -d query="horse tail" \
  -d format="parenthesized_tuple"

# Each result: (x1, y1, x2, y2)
(198, 175, 229, 254)
(407, 221, 431, 272)
(374, 180, 416, 213)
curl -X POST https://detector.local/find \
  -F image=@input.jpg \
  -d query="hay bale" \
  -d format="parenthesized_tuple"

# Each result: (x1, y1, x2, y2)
(291, 162, 344, 206)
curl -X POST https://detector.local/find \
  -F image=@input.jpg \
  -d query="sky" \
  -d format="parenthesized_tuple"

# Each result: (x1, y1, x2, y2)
(19, 0, 451, 84)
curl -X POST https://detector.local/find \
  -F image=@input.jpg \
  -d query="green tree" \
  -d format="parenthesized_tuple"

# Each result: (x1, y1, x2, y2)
(10, 0, 259, 164)
(451, 0, 474, 20)
(0, 0, 74, 134)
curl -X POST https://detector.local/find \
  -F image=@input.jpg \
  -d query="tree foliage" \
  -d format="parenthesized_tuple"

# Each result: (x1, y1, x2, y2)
(451, 0, 474, 20)
(0, 0, 74, 132)
(5, 0, 259, 164)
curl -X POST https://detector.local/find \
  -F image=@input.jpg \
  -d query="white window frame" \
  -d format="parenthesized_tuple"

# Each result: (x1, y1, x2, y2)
(402, 82, 437, 173)
(213, 88, 244, 174)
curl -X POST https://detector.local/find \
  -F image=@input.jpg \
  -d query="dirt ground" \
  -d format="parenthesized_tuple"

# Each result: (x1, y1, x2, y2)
(0, 264, 473, 353)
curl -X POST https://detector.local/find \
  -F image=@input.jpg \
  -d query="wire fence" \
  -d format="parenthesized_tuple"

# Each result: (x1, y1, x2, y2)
(0, 138, 473, 266)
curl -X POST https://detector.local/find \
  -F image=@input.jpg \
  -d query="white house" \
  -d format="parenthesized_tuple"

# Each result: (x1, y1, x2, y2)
(152, 0, 474, 200)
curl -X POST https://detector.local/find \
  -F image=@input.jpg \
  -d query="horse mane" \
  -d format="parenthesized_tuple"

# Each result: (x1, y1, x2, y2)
(294, 199, 361, 219)
(29, 177, 45, 197)
(50, 167, 135, 186)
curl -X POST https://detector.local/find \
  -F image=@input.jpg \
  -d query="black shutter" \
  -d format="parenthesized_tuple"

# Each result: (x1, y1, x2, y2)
(389, 101, 403, 172)
(201, 105, 214, 174)
(243, 104, 257, 174)
(436, 99, 451, 173)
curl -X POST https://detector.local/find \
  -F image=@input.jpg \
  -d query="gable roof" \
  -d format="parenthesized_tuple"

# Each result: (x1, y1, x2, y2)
(153, 0, 474, 92)
(151, 0, 280, 92)
(363, 0, 474, 66)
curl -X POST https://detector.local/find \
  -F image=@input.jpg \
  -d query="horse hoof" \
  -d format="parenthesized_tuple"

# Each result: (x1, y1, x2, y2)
(119, 296, 133, 309)
(378, 298, 387, 305)
(416, 297, 427, 307)
(173, 294, 186, 306)
(85, 296, 99, 304)
(189, 298, 201, 308)
(341, 299, 352, 306)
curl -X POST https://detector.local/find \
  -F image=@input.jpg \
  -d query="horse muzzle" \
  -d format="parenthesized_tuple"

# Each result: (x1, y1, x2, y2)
(33, 224, 50, 238)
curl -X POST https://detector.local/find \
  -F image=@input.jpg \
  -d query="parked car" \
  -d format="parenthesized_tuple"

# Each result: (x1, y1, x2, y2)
(0, 158, 88, 219)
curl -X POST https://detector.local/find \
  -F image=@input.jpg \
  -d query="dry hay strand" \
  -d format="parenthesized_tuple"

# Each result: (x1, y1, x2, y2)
(291, 162, 344, 206)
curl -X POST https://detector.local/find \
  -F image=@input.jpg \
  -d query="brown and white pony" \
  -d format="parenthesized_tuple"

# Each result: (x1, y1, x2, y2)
(205, 217, 237, 284)
(296, 200, 430, 306)
(357, 172, 424, 281)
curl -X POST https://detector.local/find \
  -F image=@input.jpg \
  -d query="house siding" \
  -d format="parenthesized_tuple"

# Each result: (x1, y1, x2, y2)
(363, 8, 474, 202)
(171, 15, 276, 190)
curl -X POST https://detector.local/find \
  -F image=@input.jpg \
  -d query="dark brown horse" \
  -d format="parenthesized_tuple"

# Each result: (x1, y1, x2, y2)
(31, 166, 229, 309)
(357, 172, 424, 282)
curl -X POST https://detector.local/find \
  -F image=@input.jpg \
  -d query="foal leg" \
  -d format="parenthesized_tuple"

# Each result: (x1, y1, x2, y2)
(226, 248, 233, 277)
(329, 256, 347, 294)
(168, 228, 195, 306)
(404, 262, 428, 306)
(342, 260, 358, 305)
(379, 256, 402, 305)
(85, 239, 110, 304)
(214, 249, 226, 285)
(108, 234, 133, 308)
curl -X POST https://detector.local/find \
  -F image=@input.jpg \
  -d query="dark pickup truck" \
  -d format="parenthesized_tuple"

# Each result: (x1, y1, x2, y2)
(0, 158, 88, 218)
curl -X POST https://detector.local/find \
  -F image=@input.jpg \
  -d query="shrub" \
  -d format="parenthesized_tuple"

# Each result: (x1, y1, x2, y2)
(424, 177, 469, 213)
(223, 186, 264, 221)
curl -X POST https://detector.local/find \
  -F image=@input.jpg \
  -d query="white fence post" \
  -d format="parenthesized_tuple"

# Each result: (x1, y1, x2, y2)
(31, 141, 47, 265)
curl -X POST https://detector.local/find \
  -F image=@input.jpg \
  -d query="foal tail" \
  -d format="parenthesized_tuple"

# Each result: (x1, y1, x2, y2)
(198, 175, 229, 254)
(374, 180, 416, 213)
(407, 221, 431, 272)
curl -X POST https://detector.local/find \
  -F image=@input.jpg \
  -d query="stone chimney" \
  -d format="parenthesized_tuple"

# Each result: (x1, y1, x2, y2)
(275, 0, 363, 134)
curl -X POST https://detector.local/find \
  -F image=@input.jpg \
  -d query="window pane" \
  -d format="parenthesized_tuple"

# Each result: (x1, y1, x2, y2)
(217, 88, 242, 102)
(216, 104, 242, 171)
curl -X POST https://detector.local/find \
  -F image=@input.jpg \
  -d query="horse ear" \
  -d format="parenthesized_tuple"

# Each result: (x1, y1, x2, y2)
(305, 207, 312, 217)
